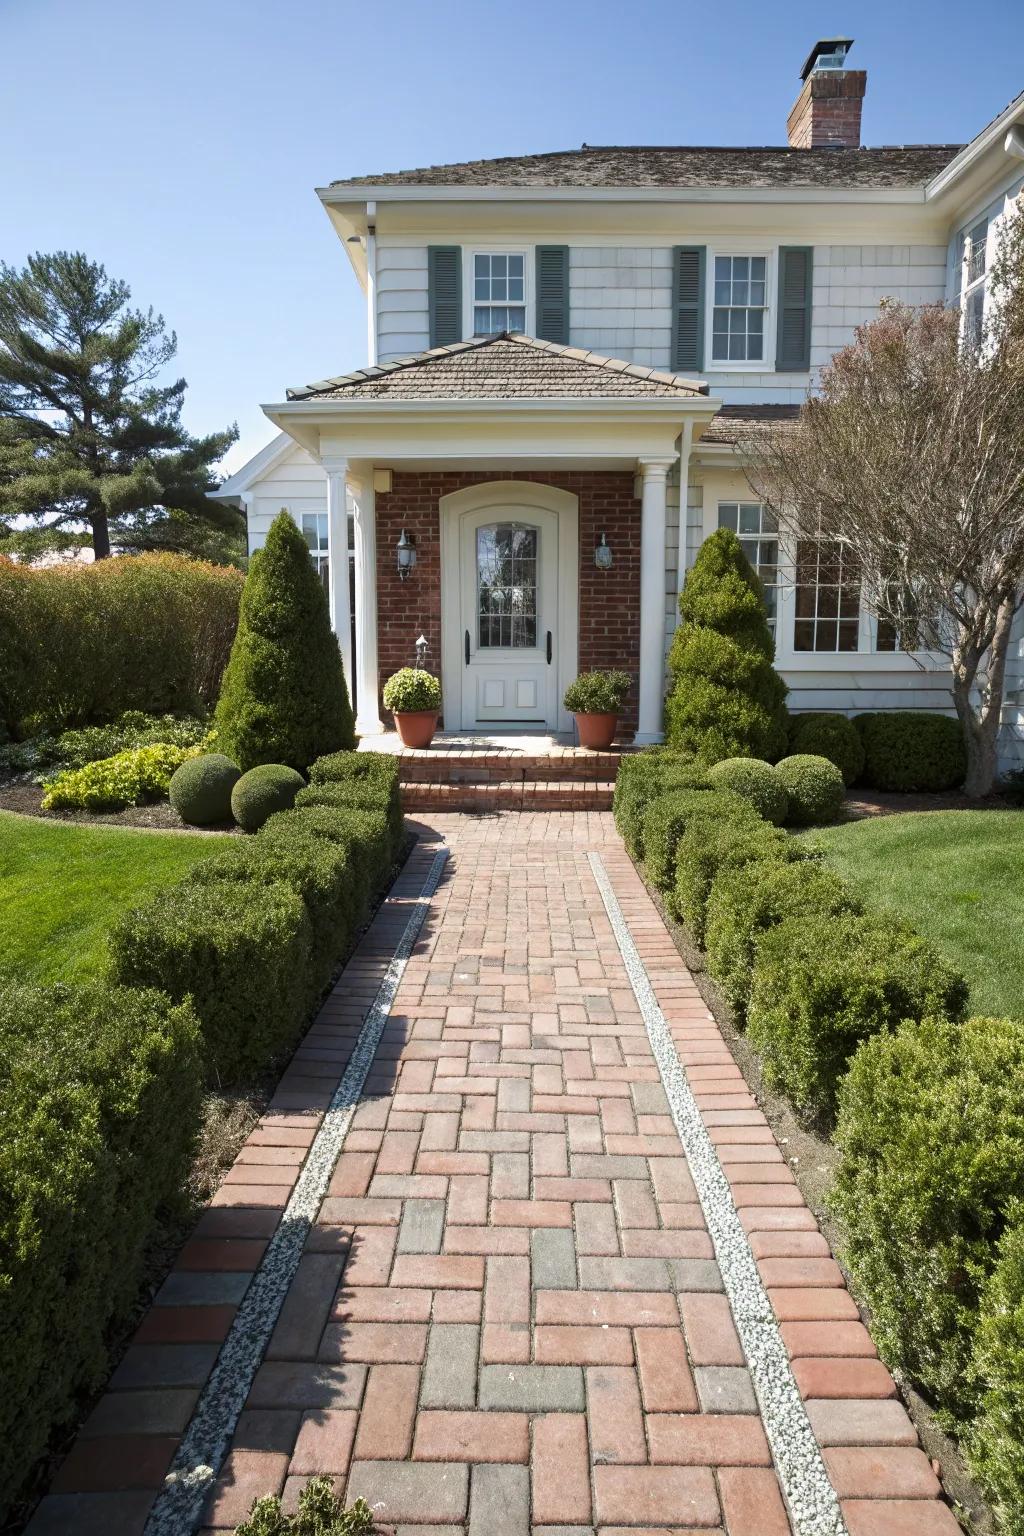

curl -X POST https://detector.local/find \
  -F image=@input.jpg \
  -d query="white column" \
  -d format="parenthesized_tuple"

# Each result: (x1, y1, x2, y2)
(324, 458, 353, 698)
(351, 473, 383, 735)
(635, 456, 676, 745)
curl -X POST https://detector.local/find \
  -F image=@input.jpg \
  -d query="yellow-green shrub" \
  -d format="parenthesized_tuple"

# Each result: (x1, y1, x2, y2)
(40, 742, 199, 810)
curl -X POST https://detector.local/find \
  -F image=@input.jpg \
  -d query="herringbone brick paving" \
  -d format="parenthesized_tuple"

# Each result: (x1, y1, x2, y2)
(28, 812, 958, 1536)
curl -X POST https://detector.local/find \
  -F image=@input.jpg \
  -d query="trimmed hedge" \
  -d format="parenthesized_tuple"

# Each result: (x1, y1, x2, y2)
(0, 981, 202, 1516)
(0, 553, 241, 736)
(855, 711, 967, 792)
(309, 751, 401, 797)
(748, 911, 969, 1127)
(260, 804, 394, 936)
(705, 859, 861, 1017)
(775, 754, 845, 826)
(968, 1216, 1024, 1528)
(673, 814, 791, 946)
(612, 751, 704, 860)
(832, 1015, 1024, 1421)
(108, 881, 312, 1083)
(707, 756, 788, 825)
(643, 786, 754, 894)
(789, 713, 865, 786)
(297, 773, 403, 863)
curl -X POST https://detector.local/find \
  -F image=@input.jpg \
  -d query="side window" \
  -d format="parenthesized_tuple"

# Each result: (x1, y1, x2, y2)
(717, 502, 779, 632)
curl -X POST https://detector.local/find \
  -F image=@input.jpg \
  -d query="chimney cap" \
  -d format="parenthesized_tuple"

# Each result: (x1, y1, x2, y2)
(799, 37, 854, 81)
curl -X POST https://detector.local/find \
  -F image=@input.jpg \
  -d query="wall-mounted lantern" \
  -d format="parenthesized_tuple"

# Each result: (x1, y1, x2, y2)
(396, 528, 417, 581)
(594, 533, 613, 571)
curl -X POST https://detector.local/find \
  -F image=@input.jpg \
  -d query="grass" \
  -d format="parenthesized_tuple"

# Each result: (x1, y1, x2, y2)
(0, 810, 222, 986)
(803, 809, 1024, 1019)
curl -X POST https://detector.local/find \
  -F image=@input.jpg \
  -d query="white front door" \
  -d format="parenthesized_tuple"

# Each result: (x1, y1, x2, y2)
(459, 505, 558, 727)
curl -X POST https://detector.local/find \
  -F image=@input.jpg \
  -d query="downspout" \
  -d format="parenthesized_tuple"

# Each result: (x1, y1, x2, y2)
(366, 200, 378, 366)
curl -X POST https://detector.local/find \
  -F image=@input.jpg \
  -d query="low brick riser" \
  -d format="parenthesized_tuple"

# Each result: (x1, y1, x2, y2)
(391, 743, 624, 811)
(402, 779, 615, 812)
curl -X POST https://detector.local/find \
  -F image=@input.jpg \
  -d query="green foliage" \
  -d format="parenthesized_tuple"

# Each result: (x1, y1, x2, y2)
(231, 764, 305, 833)
(382, 667, 442, 713)
(705, 858, 861, 1017)
(169, 753, 241, 826)
(612, 751, 703, 860)
(854, 711, 967, 792)
(775, 753, 845, 825)
(789, 713, 865, 786)
(40, 741, 197, 810)
(0, 553, 242, 736)
(643, 786, 752, 892)
(261, 803, 391, 883)
(665, 528, 788, 762)
(832, 1016, 1024, 1421)
(234, 1477, 374, 1536)
(967, 1215, 1024, 1531)
(215, 511, 355, 772)
(0, 980, 202, 1517)
(749, 911, 968, 1127)
(562, 670, 631, 714)
(296, 779, 403, 864)
(0, 251, 238, 560)
(673, 814, 791, 945)
(707, 756, 788, 825)
(108, 881, 311, 1083)
(309, 750, 401, 796)
(52, 711, 209, 770)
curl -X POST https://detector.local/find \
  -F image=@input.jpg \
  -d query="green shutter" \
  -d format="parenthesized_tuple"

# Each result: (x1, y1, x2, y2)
(671, 247, 706, 372)
(776, 246, 813, 371)
(535, 245, 570, 343)
(428, 246, 462, 347)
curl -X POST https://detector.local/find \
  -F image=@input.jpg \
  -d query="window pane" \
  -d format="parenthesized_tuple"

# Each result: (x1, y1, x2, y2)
(717, 503, 738, 530)
(751, 257, 766, 282)
(739, 503, 761, 535)
(508, 254, 523, 278)
(475, 254, 488, 279)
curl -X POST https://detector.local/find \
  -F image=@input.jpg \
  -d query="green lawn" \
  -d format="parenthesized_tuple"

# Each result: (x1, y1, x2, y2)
(804, 810, 1024, 1019)
(0, 810, 222, 986)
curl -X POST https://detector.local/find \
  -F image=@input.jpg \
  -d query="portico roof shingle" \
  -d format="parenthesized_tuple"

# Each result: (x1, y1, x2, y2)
(287, 333, 710, 402)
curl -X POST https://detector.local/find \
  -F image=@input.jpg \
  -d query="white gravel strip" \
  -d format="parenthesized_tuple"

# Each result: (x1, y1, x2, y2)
(144, 846, 449, 1536)
(588, 851, 847, 1536)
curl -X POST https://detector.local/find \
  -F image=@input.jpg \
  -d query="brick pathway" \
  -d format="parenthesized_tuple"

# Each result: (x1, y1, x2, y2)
(30, 812, 959, 1536)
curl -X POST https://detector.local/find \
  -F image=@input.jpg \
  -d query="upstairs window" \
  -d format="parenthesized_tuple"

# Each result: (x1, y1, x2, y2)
(794, 539, 861, 653)
(473, 253, 526, 335)
(961, 219, 989, 350)
(712, 255, 767, 362)
(718, 502, 779, 632)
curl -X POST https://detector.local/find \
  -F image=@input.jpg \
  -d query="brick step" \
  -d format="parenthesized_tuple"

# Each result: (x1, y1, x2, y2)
(401, 779, 616, 812)
(395, 750, 623, 784)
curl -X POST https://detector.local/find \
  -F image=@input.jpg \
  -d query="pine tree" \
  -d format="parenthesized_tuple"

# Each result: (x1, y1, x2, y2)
(666, 527, 788, 762)
(215, 510, 355, 772)
(0, 251, 239, 560)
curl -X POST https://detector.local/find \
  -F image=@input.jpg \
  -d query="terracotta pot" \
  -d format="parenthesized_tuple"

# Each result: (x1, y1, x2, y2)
(574, 712, 618, 750)
(394, 710, 439, 749)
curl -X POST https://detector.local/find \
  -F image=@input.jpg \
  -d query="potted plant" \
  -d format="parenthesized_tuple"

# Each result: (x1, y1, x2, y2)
(383, 667, 442, 748)
(563, 670, 631, 749)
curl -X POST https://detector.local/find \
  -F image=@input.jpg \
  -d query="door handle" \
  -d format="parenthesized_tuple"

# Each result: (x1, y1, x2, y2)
(465, 629, 470, 666)
(546, 631, 553, 665)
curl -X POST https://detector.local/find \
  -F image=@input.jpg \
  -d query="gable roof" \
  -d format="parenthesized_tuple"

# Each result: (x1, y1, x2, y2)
(287, 333, 710, 403)
(330, 143, 962, 192)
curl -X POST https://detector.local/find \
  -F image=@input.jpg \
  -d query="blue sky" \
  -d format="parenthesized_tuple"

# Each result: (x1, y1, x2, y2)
(4, 0, 1022, 473)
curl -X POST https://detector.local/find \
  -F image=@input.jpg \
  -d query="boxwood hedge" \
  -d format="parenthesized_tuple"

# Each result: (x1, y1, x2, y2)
(643, 786, 754, 893)
(854, 710, 967, 792)
(612, 750, 704, 859)
(673, 814, 791, 945)
(0, 982, 202, 1516)
(967, 1215, 1024, 1529)
(832, 1015, 1024, 1421)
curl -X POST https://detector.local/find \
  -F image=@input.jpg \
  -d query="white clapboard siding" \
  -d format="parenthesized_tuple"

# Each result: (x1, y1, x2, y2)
(244, 445, 328, 555)
(376, 244, 430, 361)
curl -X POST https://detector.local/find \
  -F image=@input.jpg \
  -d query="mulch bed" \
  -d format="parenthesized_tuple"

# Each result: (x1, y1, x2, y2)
(844, 788, 1012, 818)
(0, 779, 238, 833)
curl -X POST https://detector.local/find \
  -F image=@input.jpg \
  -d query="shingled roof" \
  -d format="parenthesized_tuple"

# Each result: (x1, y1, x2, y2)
(697, 404, 801, 445)
(330, 143, 962, 192)
(287, 333, 710, 403)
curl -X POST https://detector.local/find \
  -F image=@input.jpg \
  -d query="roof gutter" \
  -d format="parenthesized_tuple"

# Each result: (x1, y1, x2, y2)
(318, 183, 930, 207)
(925, 91, 1024, 201)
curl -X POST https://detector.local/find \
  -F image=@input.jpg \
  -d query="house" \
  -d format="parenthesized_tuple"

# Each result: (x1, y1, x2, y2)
(215, 39, 1024, 758)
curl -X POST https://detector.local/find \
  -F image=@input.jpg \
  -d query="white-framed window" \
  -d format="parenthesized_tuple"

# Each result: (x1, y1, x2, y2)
(712, 254, 769, 363)
(960, 218, 989, 349)
(718, 501, 779, 632)
(793, 538, 861, 653)
(472, 251, 527, 335)
(301, 510, 330, 593)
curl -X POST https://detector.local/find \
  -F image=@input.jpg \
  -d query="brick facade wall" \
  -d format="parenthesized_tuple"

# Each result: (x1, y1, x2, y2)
(375, 471, 642, 732)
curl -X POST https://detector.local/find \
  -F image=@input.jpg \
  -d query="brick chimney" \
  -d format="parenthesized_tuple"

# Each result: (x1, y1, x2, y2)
(788, 38, 866, 149)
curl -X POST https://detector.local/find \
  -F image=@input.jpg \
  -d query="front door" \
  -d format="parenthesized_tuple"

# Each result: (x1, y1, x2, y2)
(459, 505, 559, 728)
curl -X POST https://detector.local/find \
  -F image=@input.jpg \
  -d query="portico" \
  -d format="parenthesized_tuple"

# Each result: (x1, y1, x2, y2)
(259, 332, 720, 744)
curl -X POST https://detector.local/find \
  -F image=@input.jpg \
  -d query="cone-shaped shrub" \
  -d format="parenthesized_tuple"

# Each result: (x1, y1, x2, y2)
(666, 528, 788, 763)
(215, 511, 354, 772)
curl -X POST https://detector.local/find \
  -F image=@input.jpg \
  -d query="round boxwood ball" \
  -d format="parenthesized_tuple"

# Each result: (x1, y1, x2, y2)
(776, 753, 845, 826)
(791, 713, 865, 786)
(169, 753, 241, 826)
(707, 756, 789, 826)
(231, 763, 305, 832)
